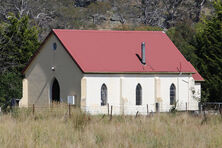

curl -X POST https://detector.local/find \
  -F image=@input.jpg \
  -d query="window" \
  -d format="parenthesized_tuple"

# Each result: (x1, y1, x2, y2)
(101, 84, 107, 106)
(52, 42, 57, 50)
(170, 84, 176, 105)
(136, 84, 142, 105)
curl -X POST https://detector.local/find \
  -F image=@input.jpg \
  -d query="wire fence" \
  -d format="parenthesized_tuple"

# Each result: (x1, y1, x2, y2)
(8, 103, 199, 116)
(199, 102, 222, 114)
(1, 102, 222, 130)
(2, 100, 222, 118)
(81, 101, 201, 115)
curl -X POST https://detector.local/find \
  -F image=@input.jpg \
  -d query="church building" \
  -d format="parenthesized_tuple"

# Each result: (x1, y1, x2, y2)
(19, 29, 204, 114)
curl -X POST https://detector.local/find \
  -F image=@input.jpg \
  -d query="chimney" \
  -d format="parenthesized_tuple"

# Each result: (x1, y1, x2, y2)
(141, 42, 146, 65)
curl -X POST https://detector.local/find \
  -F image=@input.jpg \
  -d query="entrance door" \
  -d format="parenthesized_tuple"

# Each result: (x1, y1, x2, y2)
(52, 78, 60, 102)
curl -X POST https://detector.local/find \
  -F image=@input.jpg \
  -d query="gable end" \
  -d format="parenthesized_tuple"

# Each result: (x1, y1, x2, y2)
(22, 31, 84, 75)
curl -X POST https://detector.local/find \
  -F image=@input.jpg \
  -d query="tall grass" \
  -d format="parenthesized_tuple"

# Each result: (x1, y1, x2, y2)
(0, 104, 222, 148)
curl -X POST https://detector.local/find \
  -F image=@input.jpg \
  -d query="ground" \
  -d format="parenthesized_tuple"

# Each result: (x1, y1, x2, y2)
(0, 104, 222, 148)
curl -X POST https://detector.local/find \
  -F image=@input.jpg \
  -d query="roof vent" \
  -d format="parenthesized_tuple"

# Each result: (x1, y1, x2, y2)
(141, 42, 146, 65)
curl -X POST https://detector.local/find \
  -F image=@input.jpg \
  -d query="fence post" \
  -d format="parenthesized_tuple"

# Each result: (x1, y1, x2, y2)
(201, 105, 208, 125)
(51, 102, 53, 110)
(107, 103, 109, 115)
(32, 104, 35, 115)
(186, 102, 188, 112)
(135, 111, 139, 118)
(156, 103, 159, 113)
(146, 104, 149, 116)
(110, 105, 113, 120)
(200, 104, 203, 114)
(68, 104, 71, 118)
(219, 104, 222, 117)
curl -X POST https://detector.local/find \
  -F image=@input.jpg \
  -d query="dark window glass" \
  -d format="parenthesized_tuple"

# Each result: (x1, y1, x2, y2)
(101, 84, 107, 106)
(170, 84, 176, 105)
(52, 78, 60, 102)
(53, 42, 57, 50)
(136, 84, 142, 105)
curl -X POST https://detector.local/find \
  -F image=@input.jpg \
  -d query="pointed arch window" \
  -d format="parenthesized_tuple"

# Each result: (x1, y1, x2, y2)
(51, 78, 60, 102)
(101, 84, 107, 106)
(136, 84, 142, 105)
(170, 84, 176, 105)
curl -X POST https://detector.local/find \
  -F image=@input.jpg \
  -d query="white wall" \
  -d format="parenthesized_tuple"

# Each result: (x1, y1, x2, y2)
(81, 73, 200, 115)
(82, 75, 121, 114)
(191, 82, 201, 110)
(194, 83, 201, 100)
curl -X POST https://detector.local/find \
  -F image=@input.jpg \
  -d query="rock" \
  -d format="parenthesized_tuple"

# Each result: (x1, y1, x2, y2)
(110, 15, 120, 21)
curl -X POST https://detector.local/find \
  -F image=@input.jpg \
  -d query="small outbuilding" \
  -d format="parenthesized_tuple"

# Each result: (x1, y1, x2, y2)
(19, 29, 204, 114)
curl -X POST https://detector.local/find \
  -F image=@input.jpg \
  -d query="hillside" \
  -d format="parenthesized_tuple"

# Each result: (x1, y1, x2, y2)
(0, 0, 213, 40)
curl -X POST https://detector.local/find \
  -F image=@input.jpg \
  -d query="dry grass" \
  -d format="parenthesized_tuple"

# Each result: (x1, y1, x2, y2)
(0, 105, 222, 148)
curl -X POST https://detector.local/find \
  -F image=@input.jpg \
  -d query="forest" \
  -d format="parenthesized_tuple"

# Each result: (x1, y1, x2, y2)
(0, 0, 221, 106)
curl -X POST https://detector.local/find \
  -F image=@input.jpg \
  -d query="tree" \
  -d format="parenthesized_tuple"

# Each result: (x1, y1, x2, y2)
(141, 0, 208, 29)
(112, 24, 162, 31)
(167, 21, 199, 66)
(141, 0, 164, 27)
(86, 1, 111, 25)
(111, 0, 141, 25)
(74, 0, 96, 7)
(0, 14, 39, 106)
(194, 0, 222, 102)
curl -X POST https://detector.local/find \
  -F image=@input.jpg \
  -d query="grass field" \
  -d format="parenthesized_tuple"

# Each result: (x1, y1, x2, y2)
(0, 105, 222, 148)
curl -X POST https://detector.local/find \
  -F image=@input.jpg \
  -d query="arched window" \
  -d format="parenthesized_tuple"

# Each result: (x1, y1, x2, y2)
(136, 84, 142, 105)
(101, 84, 107, 106)
(170, 84, 176, 105)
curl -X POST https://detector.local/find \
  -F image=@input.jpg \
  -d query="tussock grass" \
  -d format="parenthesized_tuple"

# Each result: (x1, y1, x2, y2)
(0, 105, 222, 148)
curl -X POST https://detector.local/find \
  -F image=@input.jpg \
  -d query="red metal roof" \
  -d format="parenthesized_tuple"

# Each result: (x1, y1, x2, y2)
(23, 29, 204, 81)
(191, 66, 204, 82)
(52, 29, 203, 81)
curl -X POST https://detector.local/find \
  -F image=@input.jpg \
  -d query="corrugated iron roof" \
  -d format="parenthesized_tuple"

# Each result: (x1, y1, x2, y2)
(23, 29, 204, 81)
